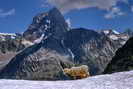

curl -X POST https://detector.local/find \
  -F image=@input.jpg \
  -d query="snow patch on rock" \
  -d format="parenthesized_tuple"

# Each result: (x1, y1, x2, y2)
(34, 34, 44, 44)
(109, 35, 119, 40)
(103, 30, 110, 34)
(112, 30, 120, 34)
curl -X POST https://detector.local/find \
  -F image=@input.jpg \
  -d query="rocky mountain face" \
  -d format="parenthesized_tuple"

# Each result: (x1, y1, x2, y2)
(0, 37, 74, 80)
(103, 37, 133, 74)
(23, 8, 69, 43)
(22, 10, 131, 76)
(0, 8, 132, 80)
(64, 28, 121, 75)
(0, 33, 25, 53)
(0, 8, 74, 80)
(0, 33, 26, 70)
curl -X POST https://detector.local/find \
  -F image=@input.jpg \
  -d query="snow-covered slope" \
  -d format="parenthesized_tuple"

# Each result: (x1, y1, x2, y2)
(0, 71, 133, 89)
(103, 30, 120, 35)
(100, 30, 130, 45)
(0, 33, 16, 36)
(0, 33, 16, 41)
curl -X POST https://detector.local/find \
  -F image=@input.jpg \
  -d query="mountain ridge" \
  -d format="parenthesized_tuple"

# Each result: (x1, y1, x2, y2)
(0, 8, 132, 80)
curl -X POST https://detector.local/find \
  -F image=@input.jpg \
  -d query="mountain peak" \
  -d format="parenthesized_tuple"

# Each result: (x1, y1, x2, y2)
(23, 8, 68, 42)
(49, 7, 61, 15)
(101, 30, 120, 35)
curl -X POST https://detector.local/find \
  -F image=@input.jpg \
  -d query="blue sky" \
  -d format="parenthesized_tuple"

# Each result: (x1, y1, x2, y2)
(0, 0, 133, 33)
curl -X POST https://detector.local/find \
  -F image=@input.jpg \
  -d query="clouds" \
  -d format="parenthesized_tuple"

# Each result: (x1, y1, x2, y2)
(131, 6, 133, 12)
(0, 9, 15, 18)
(104, 7, 125, 19)
(46, 0, 127, 13)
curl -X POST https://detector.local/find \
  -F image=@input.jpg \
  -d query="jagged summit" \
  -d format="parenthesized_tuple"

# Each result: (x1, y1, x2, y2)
(23, 8, 68, 43)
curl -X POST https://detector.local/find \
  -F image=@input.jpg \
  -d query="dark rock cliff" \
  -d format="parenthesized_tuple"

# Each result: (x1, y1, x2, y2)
(104, 37, 133, 74)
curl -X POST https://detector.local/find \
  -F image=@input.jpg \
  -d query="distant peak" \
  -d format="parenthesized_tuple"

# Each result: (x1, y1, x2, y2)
(112, 30, 120, 35)
(102, 29, 120, 35)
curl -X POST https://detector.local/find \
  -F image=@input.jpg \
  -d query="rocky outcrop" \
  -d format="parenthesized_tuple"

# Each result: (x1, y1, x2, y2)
(104, 37, 133, 74)
(63, 65, 89, 79)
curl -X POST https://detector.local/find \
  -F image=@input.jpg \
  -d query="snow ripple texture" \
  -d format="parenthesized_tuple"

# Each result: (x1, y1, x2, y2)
(0, 71, 133, 89)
